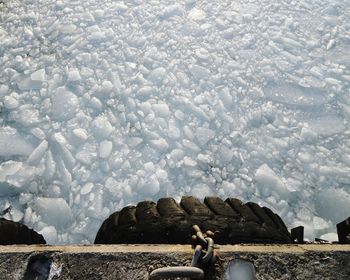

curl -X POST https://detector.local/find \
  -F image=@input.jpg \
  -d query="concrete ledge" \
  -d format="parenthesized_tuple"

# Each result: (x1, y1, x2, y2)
(1, 245, 349, 279)
(1, 244, 350, 253)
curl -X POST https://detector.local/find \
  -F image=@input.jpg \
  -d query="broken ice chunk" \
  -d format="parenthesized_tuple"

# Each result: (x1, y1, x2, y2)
(113, 2, 128, 14)
(76, 143, 97, 165)
(152, 103, 170, 117)
(218, 87, 233, 108)
(30, 128, 46, 140)
(91, 116, 114, 139)
(183, 139, 201, 152)
(195, 127, 215, 145)
(0, 161, 23, 181)
(51, 133, 75, 169)
(8, 105, 40, 126)
(129, 137, 143, 147)
(142, 175, 160, 196)
(88, 31, 106, 42)
(315, 188, 350, 223)
(17, 71, 45, 90)
(67, 68, 81, 82)
(99, 140, 113, 158)
(159, 5, 184, 20)
(3, 96, 19, 109)
(188, 8, 207, 21)
(81, 182, 94, 195)
(308, 115, 345, 136)
(19, 193, 34, 205)
(167, 120, 181, 139)
(149, 138, 169, 152)
(0, 127, 34, 156)
(100, 80, 113, 94)
(72, 128, 88, 143)
(319, 232, 338, 242)
(263, 82, 326, 108)
(32, 197, 73, 229)
(168, 149, 184, 161)
(38, 226, 58, 244)
(218, 146, 234, 163)
(60, 23, 77, 35)
(44, 150, 56, 181)
(51, 87, 79, 121)
(105, 177, 131, 198)
(30, 69, 46, 81)
(148, 67, 167, 85)
(89, 97, 103, 110)
(10, 207, 24, 222)
(57, 159, 72, 187)
(27, 140, 48, 165)
(6, 164, 40, 189)
(0, 84, 9, 97)
(189, 64, 210, 80)
(255, 164, 290, 198)
(183, 156, 197, 167)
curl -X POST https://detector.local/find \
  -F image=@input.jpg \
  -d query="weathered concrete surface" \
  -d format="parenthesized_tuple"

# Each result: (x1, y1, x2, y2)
(0, 244, 349, 279)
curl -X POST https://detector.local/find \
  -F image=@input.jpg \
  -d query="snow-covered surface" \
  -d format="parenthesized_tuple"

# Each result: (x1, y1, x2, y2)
(0, 0, 350, 244)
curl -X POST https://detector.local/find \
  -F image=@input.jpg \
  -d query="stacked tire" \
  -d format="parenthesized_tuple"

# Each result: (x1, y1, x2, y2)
(95, 196, 292, 244)
(0, 218, 46, 245)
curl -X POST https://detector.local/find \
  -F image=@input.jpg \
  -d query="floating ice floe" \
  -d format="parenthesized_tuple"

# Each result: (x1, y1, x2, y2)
(0, 0, 349, 244)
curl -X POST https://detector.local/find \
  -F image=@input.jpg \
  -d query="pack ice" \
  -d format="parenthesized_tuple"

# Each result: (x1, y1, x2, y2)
(0, 0, 349, 244)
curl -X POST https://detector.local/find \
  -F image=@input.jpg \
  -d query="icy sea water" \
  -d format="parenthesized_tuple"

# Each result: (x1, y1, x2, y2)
(0, 0, 350, 244)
